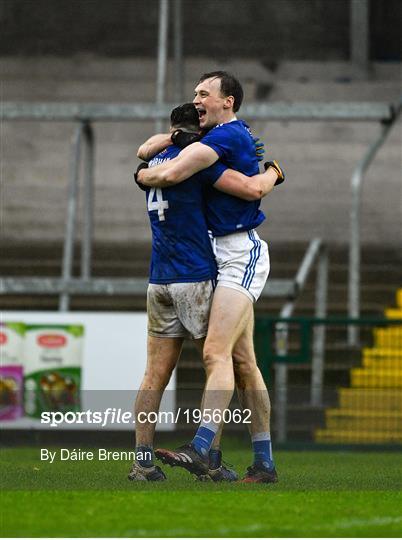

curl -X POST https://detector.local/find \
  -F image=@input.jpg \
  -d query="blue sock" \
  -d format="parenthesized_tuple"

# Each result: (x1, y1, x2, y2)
(191, 424, 218, 457)
(135, 445, 153, 468)
(209, 448, 222, 469)
(252, 432, 274, 470)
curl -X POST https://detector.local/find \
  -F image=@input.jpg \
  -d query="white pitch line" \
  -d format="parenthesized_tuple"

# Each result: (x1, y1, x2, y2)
(126, 523, 266, 537)
(125, 517, 402, 537)
(333, 515, 402, 529)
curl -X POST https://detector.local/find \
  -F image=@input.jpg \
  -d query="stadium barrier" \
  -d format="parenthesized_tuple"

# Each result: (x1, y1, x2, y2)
(347, 94, 402, 346)
(255, 309, 402, 445)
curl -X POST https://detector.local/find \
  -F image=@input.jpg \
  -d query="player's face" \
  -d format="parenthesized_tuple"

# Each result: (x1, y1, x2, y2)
(193, 77, 233, 129)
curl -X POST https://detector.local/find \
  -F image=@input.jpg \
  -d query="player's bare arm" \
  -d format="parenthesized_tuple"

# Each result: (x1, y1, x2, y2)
(214, 166, 279, 201)
(137, 133, 173, 161)
(137, 142, 218, 188)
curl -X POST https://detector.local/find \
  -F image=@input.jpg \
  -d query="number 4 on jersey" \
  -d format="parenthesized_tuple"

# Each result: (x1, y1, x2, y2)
(147, 188, 169, 221)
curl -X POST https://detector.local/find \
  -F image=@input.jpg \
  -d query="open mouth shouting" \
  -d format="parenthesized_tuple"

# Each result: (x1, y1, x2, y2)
(197, 108, 207, 122)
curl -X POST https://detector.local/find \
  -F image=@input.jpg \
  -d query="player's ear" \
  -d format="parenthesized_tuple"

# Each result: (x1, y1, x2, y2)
(223, 95, 235, 110)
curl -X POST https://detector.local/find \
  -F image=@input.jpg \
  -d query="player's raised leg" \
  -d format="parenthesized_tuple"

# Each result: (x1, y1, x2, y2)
(232, 312, 278, 483)
(128, 336, 183, 481)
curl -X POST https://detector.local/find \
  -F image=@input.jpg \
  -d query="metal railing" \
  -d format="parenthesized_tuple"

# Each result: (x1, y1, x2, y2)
(0, 277, 296, 298)
(60, 122, 95, 311)
(270, 239, 328, 443)
(348, 94, 402, 346)
(1, 101, 393, 121)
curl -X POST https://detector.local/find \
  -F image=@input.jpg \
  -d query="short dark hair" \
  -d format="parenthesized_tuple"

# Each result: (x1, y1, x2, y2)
(198, 71, 244, 112)
(170, 103, 200, 130)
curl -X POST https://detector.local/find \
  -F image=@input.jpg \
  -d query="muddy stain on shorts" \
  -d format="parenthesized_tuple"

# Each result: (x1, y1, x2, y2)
(147, 281, 214, 339)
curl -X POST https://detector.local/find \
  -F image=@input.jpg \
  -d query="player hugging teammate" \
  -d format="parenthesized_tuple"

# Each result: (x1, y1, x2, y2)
(130, 71, 285, 483)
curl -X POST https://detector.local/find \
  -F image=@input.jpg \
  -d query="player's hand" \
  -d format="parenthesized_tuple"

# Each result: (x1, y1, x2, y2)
(264, 160, 285, 186)
(171, 129, 201, 149)
(253, 137, 265, 162)
(133, 162, 149, 190)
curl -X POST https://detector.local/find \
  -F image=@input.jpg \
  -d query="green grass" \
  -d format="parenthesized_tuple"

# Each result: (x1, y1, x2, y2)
(1, 443, 402, 537)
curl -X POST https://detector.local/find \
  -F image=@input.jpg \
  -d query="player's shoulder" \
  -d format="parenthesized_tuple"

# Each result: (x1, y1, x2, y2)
(202, 121, 238, 144)
(149, 145, 180, 167)
(229, 119, 253, 138)
(237, 119, 253, 136)
(213, 120, 241, 131)
(209, 119, 252, 137)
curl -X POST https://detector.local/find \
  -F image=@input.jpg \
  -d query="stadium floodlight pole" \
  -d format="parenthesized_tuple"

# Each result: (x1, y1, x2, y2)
(156, 0, 169, 133)
(173, 0, 183, 104)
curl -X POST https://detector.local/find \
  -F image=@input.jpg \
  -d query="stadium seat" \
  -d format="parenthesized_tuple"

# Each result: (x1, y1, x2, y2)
(315, 288, 402, 443)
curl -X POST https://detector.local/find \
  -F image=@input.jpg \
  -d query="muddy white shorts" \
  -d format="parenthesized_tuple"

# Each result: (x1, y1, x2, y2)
(214, 229, 270, 303)
(147, 280, 214, 339)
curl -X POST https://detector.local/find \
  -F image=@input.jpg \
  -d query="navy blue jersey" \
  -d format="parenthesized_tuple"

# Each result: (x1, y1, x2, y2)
(146, 145, 219, 284)
(200, 120, 266, 237)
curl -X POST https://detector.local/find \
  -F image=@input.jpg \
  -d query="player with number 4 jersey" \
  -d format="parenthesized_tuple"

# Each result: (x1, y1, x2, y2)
(145, 145, 220, 285)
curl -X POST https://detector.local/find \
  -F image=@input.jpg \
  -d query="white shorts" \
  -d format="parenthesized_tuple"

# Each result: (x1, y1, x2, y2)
(214, 229, 270, 303)
(147, 280, 214, 339)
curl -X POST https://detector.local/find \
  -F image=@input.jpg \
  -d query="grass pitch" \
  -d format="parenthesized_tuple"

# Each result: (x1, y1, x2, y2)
(1, 441, 401, 537)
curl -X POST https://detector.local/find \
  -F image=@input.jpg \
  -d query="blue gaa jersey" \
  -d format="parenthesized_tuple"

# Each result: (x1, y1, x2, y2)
(200, 120, 266, 237)
(145, 145, 219, 284)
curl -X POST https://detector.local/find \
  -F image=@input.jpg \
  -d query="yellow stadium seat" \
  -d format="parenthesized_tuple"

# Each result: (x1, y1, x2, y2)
(363, 348, 402, 360)
(314, 290, 402, 444)
(385, 308, 402, 319)
(315, 428, 402, 444)
(351, 368, 402, 388)
(325, 409, 402, 431)
(397, 289, 402, 308)
(363, 357, 402, 369)
(374, 326, 402, 349)
(338, 388, 402, 410)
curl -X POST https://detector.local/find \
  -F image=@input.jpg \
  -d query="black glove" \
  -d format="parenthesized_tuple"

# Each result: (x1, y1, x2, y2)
(264, 160, 285, 186)
(171, 129, 201, 149)
(133, 162, 149, 191)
